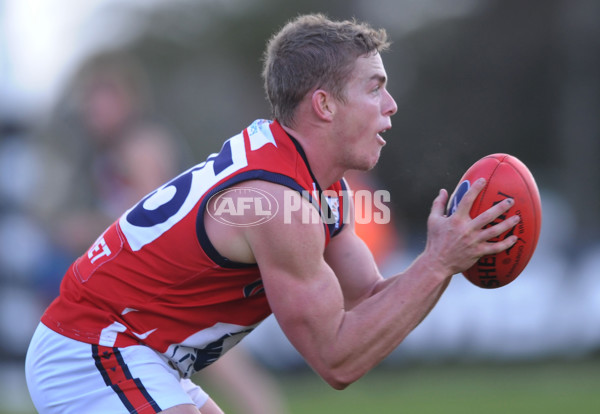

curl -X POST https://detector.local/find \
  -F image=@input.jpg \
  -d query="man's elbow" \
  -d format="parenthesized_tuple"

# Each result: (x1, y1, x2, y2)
(323, 375, 352, 390)
(320, 366, 364, 390)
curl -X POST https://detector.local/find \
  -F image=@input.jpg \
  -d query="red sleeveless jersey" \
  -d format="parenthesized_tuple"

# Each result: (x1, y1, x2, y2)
(41, 119, 347, 377)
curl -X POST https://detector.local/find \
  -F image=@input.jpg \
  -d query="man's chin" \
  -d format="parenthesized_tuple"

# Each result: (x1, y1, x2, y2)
(357, 159, 380, 172)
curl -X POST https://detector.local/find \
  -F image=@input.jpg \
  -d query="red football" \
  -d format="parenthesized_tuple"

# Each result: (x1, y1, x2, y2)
(447, 153, 542, 288)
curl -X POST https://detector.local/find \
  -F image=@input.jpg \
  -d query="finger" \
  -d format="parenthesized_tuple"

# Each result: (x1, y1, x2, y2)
(479, 214, 521, 242)
(429, 188, 448, 218)
(480, 234, 519, 256)
(471, 197, 514, 229)
(454, 178, 486, 216)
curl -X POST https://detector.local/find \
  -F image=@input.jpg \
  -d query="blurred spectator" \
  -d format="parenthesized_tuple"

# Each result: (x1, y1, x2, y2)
(37, 53, 180, 258)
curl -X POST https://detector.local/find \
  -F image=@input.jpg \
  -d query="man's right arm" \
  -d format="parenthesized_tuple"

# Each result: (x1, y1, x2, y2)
(207, 179, 518, 389)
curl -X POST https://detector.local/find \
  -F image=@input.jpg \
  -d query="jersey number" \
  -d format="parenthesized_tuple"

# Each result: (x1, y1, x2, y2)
(119, 133, 248, 251)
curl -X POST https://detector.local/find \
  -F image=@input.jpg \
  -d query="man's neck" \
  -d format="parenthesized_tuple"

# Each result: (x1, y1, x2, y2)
(280, 124, 345, 189)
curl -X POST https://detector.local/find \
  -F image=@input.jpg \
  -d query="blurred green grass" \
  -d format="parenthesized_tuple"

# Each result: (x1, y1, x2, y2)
(211, 358, 600, 414)
(5, 358, 599, 414)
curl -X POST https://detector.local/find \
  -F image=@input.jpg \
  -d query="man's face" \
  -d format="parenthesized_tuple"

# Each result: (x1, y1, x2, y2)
(332, 53, 397, 171)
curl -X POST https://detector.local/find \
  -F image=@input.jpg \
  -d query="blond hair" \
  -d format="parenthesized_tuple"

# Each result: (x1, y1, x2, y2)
(262, 14, 390, 127)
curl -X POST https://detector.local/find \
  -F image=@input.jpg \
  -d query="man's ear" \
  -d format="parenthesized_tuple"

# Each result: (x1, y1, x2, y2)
(311, 89, 336, 121)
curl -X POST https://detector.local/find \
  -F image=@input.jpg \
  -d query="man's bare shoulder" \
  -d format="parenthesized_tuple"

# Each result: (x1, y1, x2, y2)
(203, 180, 324, 264)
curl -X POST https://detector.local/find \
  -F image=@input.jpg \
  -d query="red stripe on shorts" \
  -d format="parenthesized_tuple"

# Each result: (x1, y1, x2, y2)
(92, 345, 162, 414)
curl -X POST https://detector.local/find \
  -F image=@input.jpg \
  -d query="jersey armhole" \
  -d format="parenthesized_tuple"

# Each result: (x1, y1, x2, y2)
(195, 170, 309, 268)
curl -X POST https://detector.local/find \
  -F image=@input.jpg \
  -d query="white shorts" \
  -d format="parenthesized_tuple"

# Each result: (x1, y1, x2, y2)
(25, 322, 210, 414)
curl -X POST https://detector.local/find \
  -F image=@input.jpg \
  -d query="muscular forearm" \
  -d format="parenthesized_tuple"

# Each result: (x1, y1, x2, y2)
(316, 255, 451, 389)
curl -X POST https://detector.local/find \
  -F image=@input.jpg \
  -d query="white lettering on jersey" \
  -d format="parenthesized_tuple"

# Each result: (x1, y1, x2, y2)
(74, 227, 124, 283)
(88, 237, 111, 264)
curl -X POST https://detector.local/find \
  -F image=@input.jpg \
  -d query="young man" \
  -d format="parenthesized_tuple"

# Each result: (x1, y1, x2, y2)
(26, 14, 519, 414)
